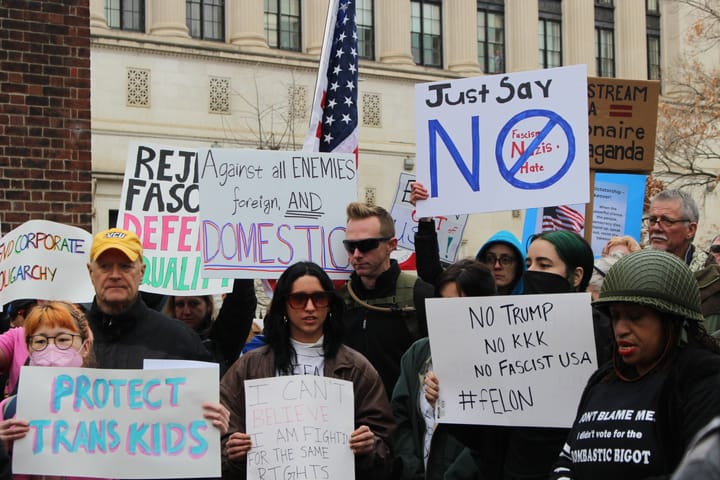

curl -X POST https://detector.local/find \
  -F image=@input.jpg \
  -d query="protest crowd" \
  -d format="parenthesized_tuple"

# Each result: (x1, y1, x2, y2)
(3, 6, 720, 479)
(2, 178, 720, 480)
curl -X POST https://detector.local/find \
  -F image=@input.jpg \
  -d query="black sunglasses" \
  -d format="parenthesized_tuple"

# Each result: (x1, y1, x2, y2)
(287, 292, 332, 310)
(342, 236, 391, 254)
(710, 245, 720, 254)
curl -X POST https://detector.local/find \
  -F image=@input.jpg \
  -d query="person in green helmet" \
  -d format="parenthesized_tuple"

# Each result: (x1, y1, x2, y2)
(550, 249, 720, 479)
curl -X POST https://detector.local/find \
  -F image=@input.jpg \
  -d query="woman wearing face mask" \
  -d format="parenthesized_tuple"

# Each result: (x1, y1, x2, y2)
(0, 302, 231, 476)
(164, 279, 258, 375)
(551, 249, 720, 479)
(220, 262, 394, 480)
(392, 259, 503, 480)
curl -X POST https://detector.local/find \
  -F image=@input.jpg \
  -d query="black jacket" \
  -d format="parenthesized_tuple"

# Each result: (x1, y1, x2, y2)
(196, 279, 257, 374)
(340, 260, 434, 398)
(87, 296, 213, 369)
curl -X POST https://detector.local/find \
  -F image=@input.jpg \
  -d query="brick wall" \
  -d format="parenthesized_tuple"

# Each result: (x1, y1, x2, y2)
(0, 1, 92, 233)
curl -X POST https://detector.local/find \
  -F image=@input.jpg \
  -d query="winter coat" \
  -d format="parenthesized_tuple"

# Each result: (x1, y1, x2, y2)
(220, 344, 395, 480)
(391, 338, 486, 480)
(87, 296, 212, 369)
(340, 260, 434, 398)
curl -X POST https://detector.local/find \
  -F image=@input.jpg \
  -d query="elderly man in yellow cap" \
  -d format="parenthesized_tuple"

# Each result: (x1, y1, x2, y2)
(86, 228, 212, 368)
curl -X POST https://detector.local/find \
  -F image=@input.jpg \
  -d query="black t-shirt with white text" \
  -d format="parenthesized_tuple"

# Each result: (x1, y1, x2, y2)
(564, 371, 668, 479)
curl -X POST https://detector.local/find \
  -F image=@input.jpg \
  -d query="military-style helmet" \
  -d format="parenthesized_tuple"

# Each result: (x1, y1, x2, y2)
(592, 249, 704, 323)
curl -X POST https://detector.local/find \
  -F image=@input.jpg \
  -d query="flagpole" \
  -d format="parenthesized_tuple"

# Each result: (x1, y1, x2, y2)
(303, 0, 340, 152)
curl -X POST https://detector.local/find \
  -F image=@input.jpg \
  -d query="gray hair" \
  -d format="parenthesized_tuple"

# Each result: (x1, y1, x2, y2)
(651, 189, 699, 223)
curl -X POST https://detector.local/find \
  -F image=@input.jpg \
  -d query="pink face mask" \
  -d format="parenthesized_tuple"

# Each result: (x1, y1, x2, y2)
(29, 345, 84, 367)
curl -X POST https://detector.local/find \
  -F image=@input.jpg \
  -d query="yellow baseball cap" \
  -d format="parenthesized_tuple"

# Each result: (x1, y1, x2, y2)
(90, 228, 143, 262)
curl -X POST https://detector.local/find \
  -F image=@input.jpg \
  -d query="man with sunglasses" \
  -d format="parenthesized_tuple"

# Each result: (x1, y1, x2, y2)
(339, 202, 434, 399)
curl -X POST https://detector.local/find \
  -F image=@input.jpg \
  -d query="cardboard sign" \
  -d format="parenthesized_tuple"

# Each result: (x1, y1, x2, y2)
(118, 142, 231, 296)
(415, 65, 590, 217)
(197, 149, 357, 279)
(391, 173, 468, 263)
(13, 366, 221, 478)
(587, 77, 660, 172)
(426, 293, 597, 428)
(0, 220, 94, 305)
(244, 376, 354, 480)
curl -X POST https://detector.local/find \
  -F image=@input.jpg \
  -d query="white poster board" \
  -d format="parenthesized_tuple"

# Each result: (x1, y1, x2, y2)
(13, 366, 221, 478)
(117, 142, 231, 296)
(415, 65, 590, 217)
(426, 293, 597, 428)
(198, 149, 357, 279)
(244, 376, 355, 480)
(390, 173, 468, 264)
(0, 220, 94, 305)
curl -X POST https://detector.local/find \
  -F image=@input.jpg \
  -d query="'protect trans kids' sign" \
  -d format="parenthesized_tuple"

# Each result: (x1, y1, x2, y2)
(13, 366, 220, 478)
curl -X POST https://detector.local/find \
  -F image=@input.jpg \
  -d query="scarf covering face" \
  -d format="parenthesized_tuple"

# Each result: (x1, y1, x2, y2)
(521, 270, 574, 295)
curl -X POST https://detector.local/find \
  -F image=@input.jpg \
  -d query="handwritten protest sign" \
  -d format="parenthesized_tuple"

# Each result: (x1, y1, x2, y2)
(13, 366, 220, 478)
(118, 142, 231, 296)
(0, 220, 94, 305)
(415, 65, 589, 217)
(588, 77, 659, 171)
(391, 173, 468, 264)
(426, 293, 597, 428)
(244, 376, 354, 480)
(198, 149, 357, 279)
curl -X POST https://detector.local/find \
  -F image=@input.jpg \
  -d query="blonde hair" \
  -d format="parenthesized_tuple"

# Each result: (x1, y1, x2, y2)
(601, 236, 641, 257)
(346, 202, 395, 237)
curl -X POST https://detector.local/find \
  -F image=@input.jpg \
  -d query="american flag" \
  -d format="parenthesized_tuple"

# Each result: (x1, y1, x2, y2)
(303, 0, 358, 158)
(542, 205, 585, 234)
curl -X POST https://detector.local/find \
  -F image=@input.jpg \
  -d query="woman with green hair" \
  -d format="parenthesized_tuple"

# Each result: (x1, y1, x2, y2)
(550, 249, 720, 479)
(523, 230, 595, 294)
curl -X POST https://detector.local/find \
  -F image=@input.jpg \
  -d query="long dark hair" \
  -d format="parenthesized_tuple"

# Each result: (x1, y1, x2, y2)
(263, 261, 345, 375)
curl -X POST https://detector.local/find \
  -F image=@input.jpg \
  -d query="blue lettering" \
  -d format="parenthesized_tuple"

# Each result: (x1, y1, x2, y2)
(428, 117, 481, 198)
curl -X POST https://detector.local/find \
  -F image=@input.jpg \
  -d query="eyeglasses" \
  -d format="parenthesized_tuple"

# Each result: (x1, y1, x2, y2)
(481, 253, 516, 267)
(710, 245, 720, 254)
(287, 292, 332, 310)
(175, 299, 203, 309)
(28, 333, 82, 352)
(342, 236, 391, 254)
(642, 215, 691, 228)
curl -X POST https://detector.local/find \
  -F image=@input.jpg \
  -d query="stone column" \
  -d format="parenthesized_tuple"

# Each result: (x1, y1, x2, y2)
(227, 0, 267, 50)
(615, 0, 647, 79)
(505, 0, 539, 71)
(304, 0, 327, 55)
(376, 0, 414, 65)
(563, 0, 595, 74)
(445, 0, 481, 74)
(147, 0, 189, 38)
(90, 0, 108, 29)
